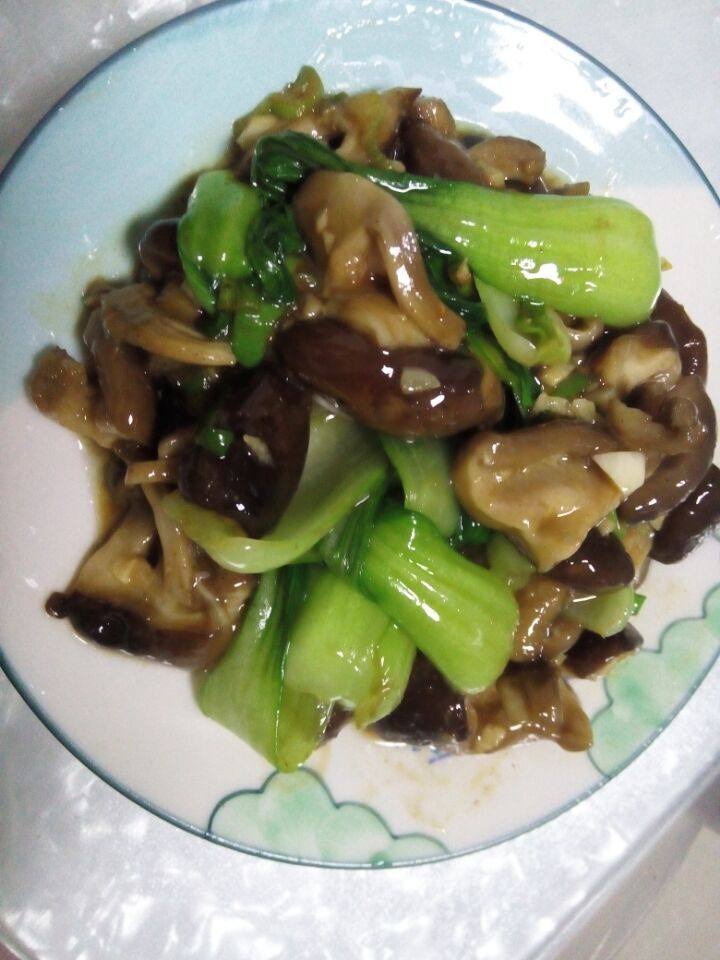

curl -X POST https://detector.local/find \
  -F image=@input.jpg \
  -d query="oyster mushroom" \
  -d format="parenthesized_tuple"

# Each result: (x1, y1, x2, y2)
(293, 170, 465, 349)
(48, 488, 253, 667)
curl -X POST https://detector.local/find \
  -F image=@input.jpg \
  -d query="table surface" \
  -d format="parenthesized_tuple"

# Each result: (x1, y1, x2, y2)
(1, 2, 718, 958)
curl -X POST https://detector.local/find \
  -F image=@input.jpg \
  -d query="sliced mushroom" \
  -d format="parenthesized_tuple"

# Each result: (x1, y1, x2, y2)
(84, 305, 156, 446)
(467, 135, 546, 187)
(101, 284, 236, 366)
(592, 322, 681, 396)
(308, 290, 432, 349)
(650, 464, 720, 563)
(293, 171, 465, 349)
(401, 120, 492, 186)
(407, 96, 456, 138)
(372, 653, 468, 745)
(466, 662, 592, 753)
(651, 289, 707, 382)
(562, 315, 604, 354)
(511, 575, 570, 662)
(47, 490, 253, 667)
(550, 528, 635, 591)
(29, 347, 118, 449)
(278, 319, 504, 437)
(563, 624, 643, 679)
(617, 375, 716, 522)
(453, 421, 622, 570)
(138, 218, 181, 281)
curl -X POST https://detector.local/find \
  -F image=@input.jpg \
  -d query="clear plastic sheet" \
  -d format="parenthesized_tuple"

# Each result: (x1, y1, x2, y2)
(1, 2, 718, 958)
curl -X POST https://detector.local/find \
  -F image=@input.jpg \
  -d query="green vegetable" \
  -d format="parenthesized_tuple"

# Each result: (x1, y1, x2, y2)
(285, 569, 389, 706)
(553, 370, 590, 400)
(564, 585, 636, 637)
(487, 534, 536, 591)
(419, 234, 488, 330)
(418, 233, 540, 416)
(199, 566, 331, 771)
(475, 278, 571, 367)
(252, 132, 661, 326)
(451, 511, 493, 549)
(380, 435, 460, 538)
(284, 569, 414, 724)
(163, 405, 388, 573)
(196, 425, 234, 457)
(178, 172, 305, 367)
(253, 65, 325, 122)
(177, 170, 260, 312)
(631, 592, 647, 615)
(230, 288, 285, 367)
(354, 622, 416, 727)
(345, 506, 518, 693)
(245, 204, 305, 307)
(320, 479, 387, 584)
(466, 328, 541, 416)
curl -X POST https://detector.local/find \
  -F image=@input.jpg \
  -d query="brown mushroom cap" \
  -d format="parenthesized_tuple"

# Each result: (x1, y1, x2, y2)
(453, 421, 622, 570)
(278, 319, 504, 438)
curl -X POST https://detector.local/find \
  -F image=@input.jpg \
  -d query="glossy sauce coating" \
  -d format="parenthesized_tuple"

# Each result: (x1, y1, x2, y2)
(564, 624, 643, 679)
(651, 289, 707, 381)
(550, 528, 635, 591)
(278, 320, 503, 437)
(650, 464, 720, 563)
(619, 375, 716, 522)
(138, 218, 182, 281)
(401, 120, 491, 185)
(178, 367, 310, 537)
(46, 591, 228, 668)
(373, 653, 468, 744)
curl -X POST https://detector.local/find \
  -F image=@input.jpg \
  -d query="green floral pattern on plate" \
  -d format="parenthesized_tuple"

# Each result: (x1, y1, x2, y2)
(207, 768, 447, 866)
(591, 580, 720, 776)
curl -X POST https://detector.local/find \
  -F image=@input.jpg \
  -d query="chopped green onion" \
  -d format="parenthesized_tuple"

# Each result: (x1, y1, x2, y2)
(553, 370, 590, 400)
(196, 425, 234, 457)
(631, 592, 647, 615)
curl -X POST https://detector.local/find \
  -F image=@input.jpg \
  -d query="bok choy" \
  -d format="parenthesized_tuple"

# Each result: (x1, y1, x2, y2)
(284, 569, 415, 723)
(252, 132, 661, 326)
(199, 566, 332, 771)
(324, 504, 518, 693)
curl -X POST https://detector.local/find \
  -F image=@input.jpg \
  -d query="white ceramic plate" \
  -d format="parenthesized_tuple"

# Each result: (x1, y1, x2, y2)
(0, 0, 718, 869)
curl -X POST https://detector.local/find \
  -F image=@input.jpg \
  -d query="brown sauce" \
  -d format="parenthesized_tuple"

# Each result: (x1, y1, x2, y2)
(564, 624, 643, 679)
(466, 662, 592, 753)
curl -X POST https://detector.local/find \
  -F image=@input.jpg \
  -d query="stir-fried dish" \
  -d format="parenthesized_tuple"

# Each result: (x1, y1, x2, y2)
(31, 69, 720, 771)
